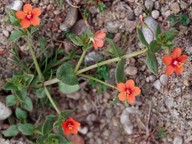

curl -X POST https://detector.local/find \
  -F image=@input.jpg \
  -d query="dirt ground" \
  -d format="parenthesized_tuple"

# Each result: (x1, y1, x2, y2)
(0, 0, 192, 144)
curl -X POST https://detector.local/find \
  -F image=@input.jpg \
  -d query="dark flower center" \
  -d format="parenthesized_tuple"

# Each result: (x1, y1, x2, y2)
(126, 89, 131, 95)
(172, 59, 182, 68)
(67, 122, 74, 130)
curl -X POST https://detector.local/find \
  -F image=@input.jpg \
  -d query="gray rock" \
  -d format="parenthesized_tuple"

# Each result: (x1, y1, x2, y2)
(173, 136, 183, 144)
(7, 0, 23, 11)
(180, 1, 188, 10)
(154, 1, 160, 10)
(142, 16, 158, 44)
(120, 108, 135, 134)
(151, 10, 160, 19)
(125, 66, 137, 75)
(0, 36, 8, 45)
(171, 3, 180, 14)
(160, 74, 168, 86)
(134, 5, 143, 16)
(78, 126, 88, 135)
(125, 19, 137, 33)
(2, 30, 9, 37)
(66, 91, 81, 100)
(106, 68, 116, 85)
(71, 19, 88, 35)
(146, 75, 156, 82)
(107, 21, 124, 33)
(164, 96, 174, 109)
(84, 52, 103, 66)
(153, 80, 161, 91)
(0, 102, 12, 120)
(145, 0, 153, 10)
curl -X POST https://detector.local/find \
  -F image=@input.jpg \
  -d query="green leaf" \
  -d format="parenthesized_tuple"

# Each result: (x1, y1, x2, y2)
(16, 88, 27, 99)
(42, 115, 57, 135)
(169, 15, 178, 26)
(59, 82, 80, 94)
(22, 97, 33, 111)
(15, 108, 27, 121)
(137, 28, 149, 47)
(146, 50, 158, 74)
(178, 13, 190, 26)
(12, 74, 34, 88)
(106, 38, 123, 57)
(4, 82, 18, 90)
(110, 93, 119, 106)
(82, 43, 92, 51)
(9, 15, 20, 26)
(3, 125, 19, 137)
(46, 134, 71, 144)
(17, 123, 35, 135)
(30, 26, 39, 34)
(149, 40, 161, 53)
(6, 94, 17, 107)
(98, 2, 106, 12)
(61, 109, 76, 118)
(164, 28, 178, 41)
(155, 25, 161, 40)
(115, 59, 125, 83)
(56, 63, 78, 85)
(36, 88, 46, 98)
(67, 33, 83, 46)
(8, 30, 24, 43)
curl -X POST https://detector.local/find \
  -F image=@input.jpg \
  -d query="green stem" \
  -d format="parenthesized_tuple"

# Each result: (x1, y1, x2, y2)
(25, 36, 44, 81)
(79, 74, 117, 90)
(76, 49, 146, 75)
(44, 86, 61, 115)
(25, 35, 61, 115)
(74, 50, 86, 73)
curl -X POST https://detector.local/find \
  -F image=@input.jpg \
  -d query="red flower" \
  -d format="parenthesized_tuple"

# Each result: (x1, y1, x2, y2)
(16, 4, 41, 29)
(92, 30, 106, 49)
(62, 118, 80, 135)
(162, 48, 188, 75)
(117, 80, 141, 104)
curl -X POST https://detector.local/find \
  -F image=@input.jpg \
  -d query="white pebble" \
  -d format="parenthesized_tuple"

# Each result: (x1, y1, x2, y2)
(151, 10, 160, 19)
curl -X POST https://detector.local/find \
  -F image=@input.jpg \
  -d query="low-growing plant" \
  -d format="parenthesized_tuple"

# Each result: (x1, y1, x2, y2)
(3, 3, 188, 144)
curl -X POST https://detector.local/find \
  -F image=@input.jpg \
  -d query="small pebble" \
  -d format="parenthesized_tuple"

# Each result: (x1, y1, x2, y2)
(171, 3, 180, 14)
(145, 0, 153, 10)
(160, 74, 168, 86)
(153, 80, 161, 91)
(0, 102, 12, 120)
(151, 10, 160, 19)
(173, 136, 183, 144)
(125, 66, 137, 75)
(2, 30, 9, 37)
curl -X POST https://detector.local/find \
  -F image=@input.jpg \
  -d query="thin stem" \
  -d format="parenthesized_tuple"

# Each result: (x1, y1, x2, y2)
(25, 35, 61, 115)
(43, 49, 147, 86)
(74, 50, 86, 73)
(25, 36, 44, 81)
(76, 49, 146, 75)
(44, 78, 60, 86)
(44, 86, 61, 115)
(79, 74, 117, 90)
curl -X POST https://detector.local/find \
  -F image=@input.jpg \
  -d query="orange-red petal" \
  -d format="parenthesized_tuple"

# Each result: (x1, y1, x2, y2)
(95, 31, 106, 39)
(162, 55, 173, 65)
(127, 95, 135, 104)
(178, 55, 188, 63)
(172, 48, 182, 59)
(117, 83, 126, 92)
(165, 65, 174, 75)
(118, 92, 126, 101)
(94, 39, 104, 48)
(131, 87, 141, 96)
(23, 4, 32, 13)
(20, 19, 30, 28)
(125, 80, 135, 89)
(30, 17, 40, 26)
(32, 8, 41, 17)
(16, 11, 26, 19)
(175, 65, 184, 75)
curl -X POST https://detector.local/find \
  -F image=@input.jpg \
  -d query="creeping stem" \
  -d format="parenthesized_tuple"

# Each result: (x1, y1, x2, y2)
(44, 49, 147, 85)
(74, 50, 86, 73)
(25, 35, 61, 115)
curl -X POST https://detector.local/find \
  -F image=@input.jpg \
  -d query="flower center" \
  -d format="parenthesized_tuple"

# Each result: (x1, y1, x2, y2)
(172, 60, 183, 68)
(26, 14, 32, 19)
(67, 123, 74, 130)
(125, 89, 131, 95)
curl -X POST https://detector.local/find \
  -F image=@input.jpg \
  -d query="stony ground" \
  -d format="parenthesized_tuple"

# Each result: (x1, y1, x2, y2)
(0, 0, 192, 144)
